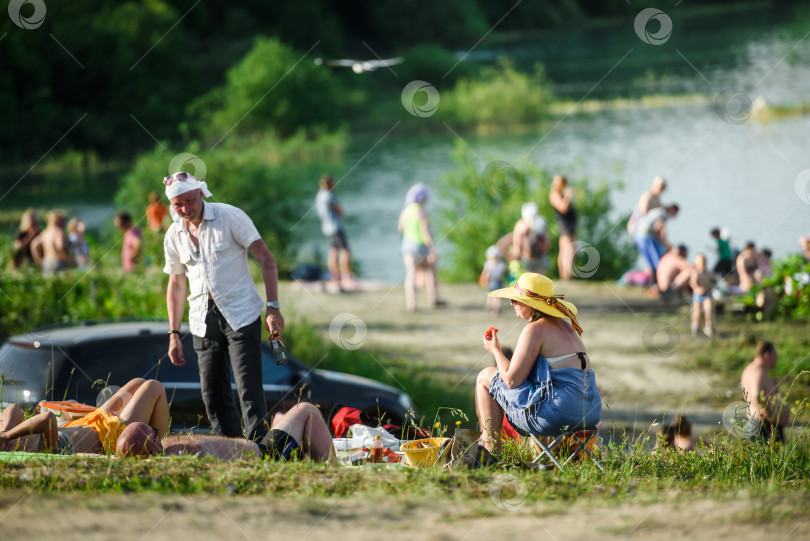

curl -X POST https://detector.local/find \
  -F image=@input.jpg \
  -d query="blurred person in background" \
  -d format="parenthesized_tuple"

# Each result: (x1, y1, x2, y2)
(741, 341, 791, 443)
(114, 212, 142, 273)
(635, 204, 679, 275)
(315, 174, 355, 292)
(654, 414, 695, 451)
(549, 174, 577, 280)
(10, 208, 39, 270)
(510, 202, 550, 275)
(710, 227, 734, 276)
(655, 244, 692, 301)
(67, 217, 90, 269)
(31, 210, 70, 276)
(479, 244, 507, 316)
(689, 253, 716, 337)
(145, 191, 169, 232)
(638, 175, 667, 217)
(736, 241, 760, 293)
(398, 182, 442, 312)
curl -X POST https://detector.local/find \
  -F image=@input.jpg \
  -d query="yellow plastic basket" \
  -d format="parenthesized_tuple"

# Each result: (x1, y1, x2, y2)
(401, 437, 450, 467)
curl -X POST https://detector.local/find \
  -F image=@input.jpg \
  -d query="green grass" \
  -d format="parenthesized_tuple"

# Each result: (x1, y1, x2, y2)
(1, 428, 808, 500)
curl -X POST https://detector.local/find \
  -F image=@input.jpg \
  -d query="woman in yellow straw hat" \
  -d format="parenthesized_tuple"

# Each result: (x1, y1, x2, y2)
(475, 273, 601, 455)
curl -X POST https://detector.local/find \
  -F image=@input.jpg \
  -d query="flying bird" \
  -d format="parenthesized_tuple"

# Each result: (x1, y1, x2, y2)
(314, 57, 404, 74)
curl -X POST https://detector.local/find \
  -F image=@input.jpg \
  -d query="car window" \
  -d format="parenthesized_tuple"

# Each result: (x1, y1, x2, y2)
(73, 338, 158, 383)
(0, 343, 64, 404)
(65, 335, 195, 393)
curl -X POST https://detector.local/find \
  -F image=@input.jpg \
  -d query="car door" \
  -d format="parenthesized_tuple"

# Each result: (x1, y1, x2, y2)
(255, 345, 303, 417)
(154, 335, 207, 429)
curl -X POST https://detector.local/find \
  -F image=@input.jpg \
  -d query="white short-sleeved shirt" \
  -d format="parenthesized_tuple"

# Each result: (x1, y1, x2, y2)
(164, 202, 263, 337)
(315, 189, 341, 236)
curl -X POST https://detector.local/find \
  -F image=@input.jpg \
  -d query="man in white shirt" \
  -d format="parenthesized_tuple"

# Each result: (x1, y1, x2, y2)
(163, 172, 284, 446)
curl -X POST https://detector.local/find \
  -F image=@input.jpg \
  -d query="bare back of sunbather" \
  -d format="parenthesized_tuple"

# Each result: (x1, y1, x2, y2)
(162, 435, 260, 460)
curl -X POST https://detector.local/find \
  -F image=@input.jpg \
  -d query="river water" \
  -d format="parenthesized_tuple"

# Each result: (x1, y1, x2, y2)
(5, 4, 810, 283)
(299, 4, 810, 281)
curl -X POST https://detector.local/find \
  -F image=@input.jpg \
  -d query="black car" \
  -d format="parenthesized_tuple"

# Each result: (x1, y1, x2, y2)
(0, 320, 414, 431)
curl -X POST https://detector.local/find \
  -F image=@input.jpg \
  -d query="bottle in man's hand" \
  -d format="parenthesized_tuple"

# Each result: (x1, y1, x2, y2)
(270, 332, 288, 365)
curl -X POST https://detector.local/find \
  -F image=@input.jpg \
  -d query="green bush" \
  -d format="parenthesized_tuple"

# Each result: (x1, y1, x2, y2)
(437, 144, 636, 283)
(441, 59, 554, 129)
(113, 131, 346, 272)
(187, 36, 347, 142)
(0, 266, 167, 340)
(750, 253, 810, 320)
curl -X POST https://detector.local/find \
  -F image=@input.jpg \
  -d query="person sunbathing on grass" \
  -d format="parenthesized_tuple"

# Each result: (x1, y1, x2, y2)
(475, 273, 601, 460)
(117, 402, 337, 462)
(0, 378, 170, 455)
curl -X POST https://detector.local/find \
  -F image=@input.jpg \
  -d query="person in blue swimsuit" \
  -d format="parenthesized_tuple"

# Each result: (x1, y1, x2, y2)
(474, 273, 601, 454)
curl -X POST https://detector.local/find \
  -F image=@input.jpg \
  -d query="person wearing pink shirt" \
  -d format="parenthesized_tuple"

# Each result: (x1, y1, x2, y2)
(114, 212, 142, 273)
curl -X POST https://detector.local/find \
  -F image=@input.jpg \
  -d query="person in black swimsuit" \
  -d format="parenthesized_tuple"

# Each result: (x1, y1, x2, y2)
(549, 175, 577, 280)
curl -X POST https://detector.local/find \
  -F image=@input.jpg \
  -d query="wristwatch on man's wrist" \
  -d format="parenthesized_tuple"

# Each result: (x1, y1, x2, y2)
(266, 300, 280, 309)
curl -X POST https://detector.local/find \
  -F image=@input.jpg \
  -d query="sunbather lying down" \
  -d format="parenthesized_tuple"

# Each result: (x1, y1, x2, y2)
(2, 382, 335, 462)
(117, 402, 337, 462)
(0, 378, 170, 454)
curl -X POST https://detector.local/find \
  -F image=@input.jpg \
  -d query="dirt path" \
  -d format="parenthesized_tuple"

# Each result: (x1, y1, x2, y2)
(3, 490, 806, 541)
(280, 279, 735, 437)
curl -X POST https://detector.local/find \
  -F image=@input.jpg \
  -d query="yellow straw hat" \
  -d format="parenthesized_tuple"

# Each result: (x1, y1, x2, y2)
(489, 273, 582, 335)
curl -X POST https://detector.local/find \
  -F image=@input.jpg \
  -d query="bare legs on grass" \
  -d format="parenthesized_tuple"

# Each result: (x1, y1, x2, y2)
(271, 402, 336, 462)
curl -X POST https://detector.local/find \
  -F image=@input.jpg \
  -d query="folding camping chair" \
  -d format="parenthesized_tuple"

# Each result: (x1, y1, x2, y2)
(529, 427, 604, 472)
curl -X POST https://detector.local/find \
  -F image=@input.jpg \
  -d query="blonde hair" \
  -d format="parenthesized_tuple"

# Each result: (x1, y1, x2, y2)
(18, 208, 37, 231)
(319, 174, 334, 190)
(46, 210, 66, 227)
(551, 174, 568, 192)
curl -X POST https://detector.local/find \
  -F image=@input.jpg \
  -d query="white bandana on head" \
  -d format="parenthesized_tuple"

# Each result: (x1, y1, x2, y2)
(164, 172, 213, 223)
(164, 172, 213, 200)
